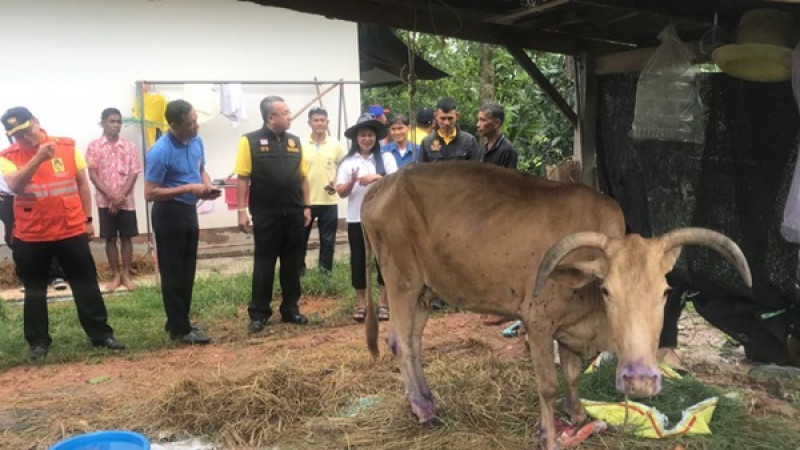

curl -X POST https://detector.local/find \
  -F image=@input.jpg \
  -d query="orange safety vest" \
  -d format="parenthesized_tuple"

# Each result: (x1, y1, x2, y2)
(3, 137, 86, 242)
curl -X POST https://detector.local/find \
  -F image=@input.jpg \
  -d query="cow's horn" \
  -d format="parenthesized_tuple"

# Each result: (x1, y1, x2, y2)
(660, 227, 752, 287)
(534, 232, 609, 295)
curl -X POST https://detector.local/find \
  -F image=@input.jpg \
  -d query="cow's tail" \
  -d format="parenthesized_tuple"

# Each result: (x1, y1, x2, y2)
(364, 224, 380, 359)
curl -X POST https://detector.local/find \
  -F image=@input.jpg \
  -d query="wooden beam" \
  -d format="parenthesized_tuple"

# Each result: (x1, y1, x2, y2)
(245, 0, 630, 55)
(487, 0, 570, 25)
(595, 41, 705, 74)
(505, 45, 578, 128)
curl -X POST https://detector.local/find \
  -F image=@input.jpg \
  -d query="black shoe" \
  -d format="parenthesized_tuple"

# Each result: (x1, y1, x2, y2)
(171, 329, 212, 345)
(281, 313, 308, 325)
(92, 337, 126, 351)
(248, 319, 266, 333)
(431, 298, 446, 310)
(29, 344, 49, 361)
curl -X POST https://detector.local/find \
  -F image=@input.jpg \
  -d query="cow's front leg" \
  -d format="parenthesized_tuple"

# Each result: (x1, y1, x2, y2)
(524, 321, 560, 450)
(559, 344, 588, 425)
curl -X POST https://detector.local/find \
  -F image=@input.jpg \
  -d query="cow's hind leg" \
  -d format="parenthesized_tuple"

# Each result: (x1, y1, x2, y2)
(388, 285, 435, 425)
(523, 318, 561, 450)
(559, 345, 588, 425)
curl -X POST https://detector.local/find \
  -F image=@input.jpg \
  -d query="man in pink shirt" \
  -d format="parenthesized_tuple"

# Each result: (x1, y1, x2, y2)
(86, 108, 141, 291)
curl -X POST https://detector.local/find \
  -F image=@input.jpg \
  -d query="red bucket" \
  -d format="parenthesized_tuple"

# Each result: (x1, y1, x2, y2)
(223, 176, 248, 210)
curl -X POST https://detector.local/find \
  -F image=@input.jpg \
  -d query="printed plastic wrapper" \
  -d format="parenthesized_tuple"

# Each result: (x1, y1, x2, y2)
(581, 397, 717, 439)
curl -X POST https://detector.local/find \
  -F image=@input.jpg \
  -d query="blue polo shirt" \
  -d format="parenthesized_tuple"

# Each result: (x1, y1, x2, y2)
(381, 142, 417, 168)
(145, 132, 206, 205)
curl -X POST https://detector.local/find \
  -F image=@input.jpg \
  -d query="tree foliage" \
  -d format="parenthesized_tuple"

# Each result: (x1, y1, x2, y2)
(362, 31, 575, 175)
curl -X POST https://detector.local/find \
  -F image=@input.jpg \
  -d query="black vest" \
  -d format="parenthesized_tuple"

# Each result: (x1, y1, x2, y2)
(245, 127, 303, 219)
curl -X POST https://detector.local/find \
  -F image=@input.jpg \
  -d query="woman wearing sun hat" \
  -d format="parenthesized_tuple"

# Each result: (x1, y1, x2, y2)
(336, 113, 398, 322)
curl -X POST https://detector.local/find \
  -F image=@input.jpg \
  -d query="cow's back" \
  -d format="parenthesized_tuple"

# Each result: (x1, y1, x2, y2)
(361, 161, 624, 310)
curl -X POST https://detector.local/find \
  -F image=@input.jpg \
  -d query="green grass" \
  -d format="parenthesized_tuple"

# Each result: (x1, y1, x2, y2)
(580, 356, 800, 449)
(0, 263, 356, 371)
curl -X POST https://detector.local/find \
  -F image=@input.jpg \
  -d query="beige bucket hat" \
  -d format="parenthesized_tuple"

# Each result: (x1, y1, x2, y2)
(712, 8, 796, 82)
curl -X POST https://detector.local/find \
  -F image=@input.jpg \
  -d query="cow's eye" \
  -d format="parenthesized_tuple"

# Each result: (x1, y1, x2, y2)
(600, 286, 609, 297)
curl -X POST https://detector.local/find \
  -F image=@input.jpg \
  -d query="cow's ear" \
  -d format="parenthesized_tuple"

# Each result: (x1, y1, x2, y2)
(660, 247, 682, 273)
(549, 260, 606, 289)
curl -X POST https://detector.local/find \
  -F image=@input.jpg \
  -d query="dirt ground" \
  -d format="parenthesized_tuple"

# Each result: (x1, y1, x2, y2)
(0, 296, 798, 449)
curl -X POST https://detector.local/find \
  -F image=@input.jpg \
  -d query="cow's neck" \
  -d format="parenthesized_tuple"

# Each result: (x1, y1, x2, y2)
(553, 283, 608, 358)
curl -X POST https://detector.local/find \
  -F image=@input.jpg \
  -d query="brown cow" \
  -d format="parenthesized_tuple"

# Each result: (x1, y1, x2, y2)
(361, 161, 751, 449)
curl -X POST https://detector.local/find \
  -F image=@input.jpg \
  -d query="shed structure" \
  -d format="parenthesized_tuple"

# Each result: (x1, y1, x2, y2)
(248, 0, 800, 363)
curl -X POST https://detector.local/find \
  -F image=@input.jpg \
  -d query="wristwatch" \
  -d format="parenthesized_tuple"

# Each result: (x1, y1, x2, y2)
(86, 217, 93, 223)
(303, 205, 312, 210)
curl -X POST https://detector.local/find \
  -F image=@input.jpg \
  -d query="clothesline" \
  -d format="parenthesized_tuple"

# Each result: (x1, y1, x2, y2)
(134, 79, 360, 247)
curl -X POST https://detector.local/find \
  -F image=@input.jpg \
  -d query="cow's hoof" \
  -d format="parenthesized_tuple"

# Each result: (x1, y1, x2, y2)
(420, 417, 440, 428)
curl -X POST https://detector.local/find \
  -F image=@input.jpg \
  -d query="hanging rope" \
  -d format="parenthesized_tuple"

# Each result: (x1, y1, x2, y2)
(404, 11, 420, 148)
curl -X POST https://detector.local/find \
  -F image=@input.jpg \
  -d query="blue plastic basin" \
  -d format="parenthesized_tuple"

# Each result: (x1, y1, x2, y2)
(50, 430, 150, 450)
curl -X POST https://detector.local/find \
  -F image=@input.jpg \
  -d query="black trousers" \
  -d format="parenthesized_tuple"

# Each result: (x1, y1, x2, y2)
(14, 234, 113, 347)
(659, 277, 688, 348)
(0, 196, 64, 282)
(302, 204, 338, 272)
(248, 213, 304, 321)
(347, 222, 384, 289)
(152, 201, 198, 336)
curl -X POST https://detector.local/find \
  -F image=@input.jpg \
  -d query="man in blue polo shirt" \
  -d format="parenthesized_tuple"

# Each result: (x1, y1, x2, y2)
(144, 99, 220, 345)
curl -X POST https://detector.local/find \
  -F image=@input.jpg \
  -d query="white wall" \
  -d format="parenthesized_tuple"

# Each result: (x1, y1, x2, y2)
(0, 0, 360, 236)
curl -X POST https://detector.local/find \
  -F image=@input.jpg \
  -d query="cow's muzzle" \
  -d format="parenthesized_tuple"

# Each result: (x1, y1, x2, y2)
(616, 361, 661, 397)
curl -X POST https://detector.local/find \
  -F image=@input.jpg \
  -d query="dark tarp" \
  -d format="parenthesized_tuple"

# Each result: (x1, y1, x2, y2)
(597, 73, 800, 364)
(359, 24, 448, 88)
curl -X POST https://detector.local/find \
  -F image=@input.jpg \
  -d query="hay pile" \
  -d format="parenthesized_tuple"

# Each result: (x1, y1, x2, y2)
(129, 344, 542, 449)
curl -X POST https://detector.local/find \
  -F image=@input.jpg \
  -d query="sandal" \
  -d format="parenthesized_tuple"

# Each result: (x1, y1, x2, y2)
(377, 305, 390, 321)
(352, 306, 367, 322)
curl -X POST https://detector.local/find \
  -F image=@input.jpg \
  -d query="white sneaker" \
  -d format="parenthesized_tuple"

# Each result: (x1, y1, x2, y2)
(51, 278, 68, 290)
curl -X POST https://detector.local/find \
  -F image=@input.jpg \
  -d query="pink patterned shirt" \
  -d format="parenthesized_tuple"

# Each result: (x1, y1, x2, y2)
(85, 136, 141, 210)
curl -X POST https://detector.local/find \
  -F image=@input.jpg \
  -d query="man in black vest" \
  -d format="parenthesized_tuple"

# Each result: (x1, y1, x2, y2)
(234, 96, 312, 333)
(417, 97, 481, 163)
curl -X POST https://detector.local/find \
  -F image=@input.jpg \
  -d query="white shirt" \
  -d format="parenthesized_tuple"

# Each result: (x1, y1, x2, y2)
(336, 151, 398, 223)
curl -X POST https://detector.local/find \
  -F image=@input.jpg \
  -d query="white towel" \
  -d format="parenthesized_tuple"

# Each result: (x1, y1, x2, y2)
(781, 44, 800, 243)
(220, 83, 247, 128)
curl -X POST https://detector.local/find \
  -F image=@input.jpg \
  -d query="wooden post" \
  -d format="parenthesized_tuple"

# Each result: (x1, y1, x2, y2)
(573, 52, 598, 188)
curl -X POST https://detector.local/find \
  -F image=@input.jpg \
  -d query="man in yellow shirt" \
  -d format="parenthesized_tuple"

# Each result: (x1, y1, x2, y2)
(301, 107, 344, 274)
(412, 107, 434, 145)
(234, 96, 312, 333)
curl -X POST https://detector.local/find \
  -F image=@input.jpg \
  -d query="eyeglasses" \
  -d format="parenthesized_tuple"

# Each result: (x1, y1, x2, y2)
(271, 109, 291, 117)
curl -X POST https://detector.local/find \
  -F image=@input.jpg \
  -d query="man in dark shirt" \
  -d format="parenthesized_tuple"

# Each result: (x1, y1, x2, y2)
(417, 98, 481, 310)
(417, 98, 481, 162)
(235, 96, 312, 334)
(477, 103, 518, 169)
